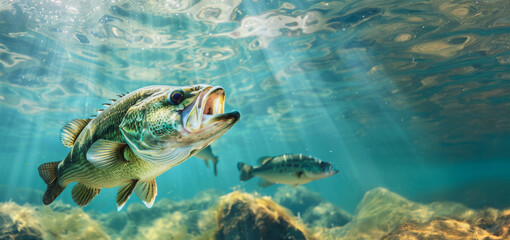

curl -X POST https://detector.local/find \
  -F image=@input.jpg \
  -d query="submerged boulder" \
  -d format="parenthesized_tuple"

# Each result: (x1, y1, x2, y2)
(315, 187, 510, 240)
(0, 204, 42, 240)
(383, 209, 510, 240)
(0, 201, 109, 240)
(214, 191, 314, 240)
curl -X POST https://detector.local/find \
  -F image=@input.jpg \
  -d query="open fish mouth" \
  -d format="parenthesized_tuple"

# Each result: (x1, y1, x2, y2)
(182, 86, 239, 133)
(328, 165, 339, 175)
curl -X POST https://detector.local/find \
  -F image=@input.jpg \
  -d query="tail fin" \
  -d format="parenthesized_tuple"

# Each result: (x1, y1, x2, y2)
(213, 156, 219, 176)
(237, 162, 253, 181)
(38, 162, 65, 205)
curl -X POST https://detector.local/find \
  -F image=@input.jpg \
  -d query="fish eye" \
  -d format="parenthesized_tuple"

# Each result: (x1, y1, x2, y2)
(194, 86, 199, 91)
(168, 89, 185, 105)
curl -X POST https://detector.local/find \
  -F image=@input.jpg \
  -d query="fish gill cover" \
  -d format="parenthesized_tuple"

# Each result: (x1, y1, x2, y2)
(0, 0, 509, 239)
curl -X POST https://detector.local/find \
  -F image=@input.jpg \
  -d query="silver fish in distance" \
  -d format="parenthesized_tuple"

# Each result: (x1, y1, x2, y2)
(237, 154, 338, 187)
(193, 145, 220, 176)
(38, 84, 240, 210)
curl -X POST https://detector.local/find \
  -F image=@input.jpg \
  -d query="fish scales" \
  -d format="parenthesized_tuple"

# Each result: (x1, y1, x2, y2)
(60, 87, 162, 188)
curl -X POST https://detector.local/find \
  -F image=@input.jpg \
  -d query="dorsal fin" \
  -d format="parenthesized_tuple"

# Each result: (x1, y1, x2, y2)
(60, 119, 91, 147)
(257, 156, 273, 165)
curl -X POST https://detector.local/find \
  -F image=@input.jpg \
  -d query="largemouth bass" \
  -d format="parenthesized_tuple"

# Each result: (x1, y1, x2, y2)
(38, 85, 240, 210)
(237, 154, 338, 187)
(193, 145, 220, 176)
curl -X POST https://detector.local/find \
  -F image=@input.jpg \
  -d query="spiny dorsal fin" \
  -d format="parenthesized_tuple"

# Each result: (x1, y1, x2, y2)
(134, 179, 157, 208)
(116, 92, 128, 98)
(71, 183, 100, 207)
(257, 156, 273, 165)
(258, 178, 276, 188)
(60, 119, 91, 147)
(117, 180, 137, 211)
(86, 139, 129, 169)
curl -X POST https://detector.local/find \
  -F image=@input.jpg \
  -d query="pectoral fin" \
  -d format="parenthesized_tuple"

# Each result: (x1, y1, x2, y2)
(71, 183, 100, 207)
(60, 119, 91, 147)
(86, 139, 129, 169)
(134, 179, 157, 208)
(117, 180, 137, 211)
(258, 178, 276, 188)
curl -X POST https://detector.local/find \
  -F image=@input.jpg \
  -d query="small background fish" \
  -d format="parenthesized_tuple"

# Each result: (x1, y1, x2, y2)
(237, 154, 338, 188)
(193, 145, 220, 176)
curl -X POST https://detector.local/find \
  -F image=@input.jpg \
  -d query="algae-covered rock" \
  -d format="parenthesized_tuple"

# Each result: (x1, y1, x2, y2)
(101, 188, 222, 239)
(5, 187, 508, 240)
(330, 188, 471, 239)
(38, 202, 110, 240)
(382, 209, 510, 240)
(316, 187, 510, 240)
(0, 203, 42, 240)
(129, 201, 218, 240)
(0, 201, 109, 240)
(214, 191, 314, 240)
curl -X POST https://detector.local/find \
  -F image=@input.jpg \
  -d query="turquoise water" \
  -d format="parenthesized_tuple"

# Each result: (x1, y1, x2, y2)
(1, 0, 509, 238)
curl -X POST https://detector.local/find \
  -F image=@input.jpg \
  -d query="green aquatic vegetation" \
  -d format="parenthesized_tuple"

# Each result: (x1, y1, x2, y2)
(0, 201, 109, 240)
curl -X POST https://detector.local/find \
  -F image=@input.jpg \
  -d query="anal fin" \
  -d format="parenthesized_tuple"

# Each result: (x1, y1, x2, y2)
(60, 119, 91, 147)
(117, 180, 137, 211)
(86, 139, 129, 169)
(258, 178, 276, 188)
(134, 179, 157, 208)
(71, 183, 100, 207)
